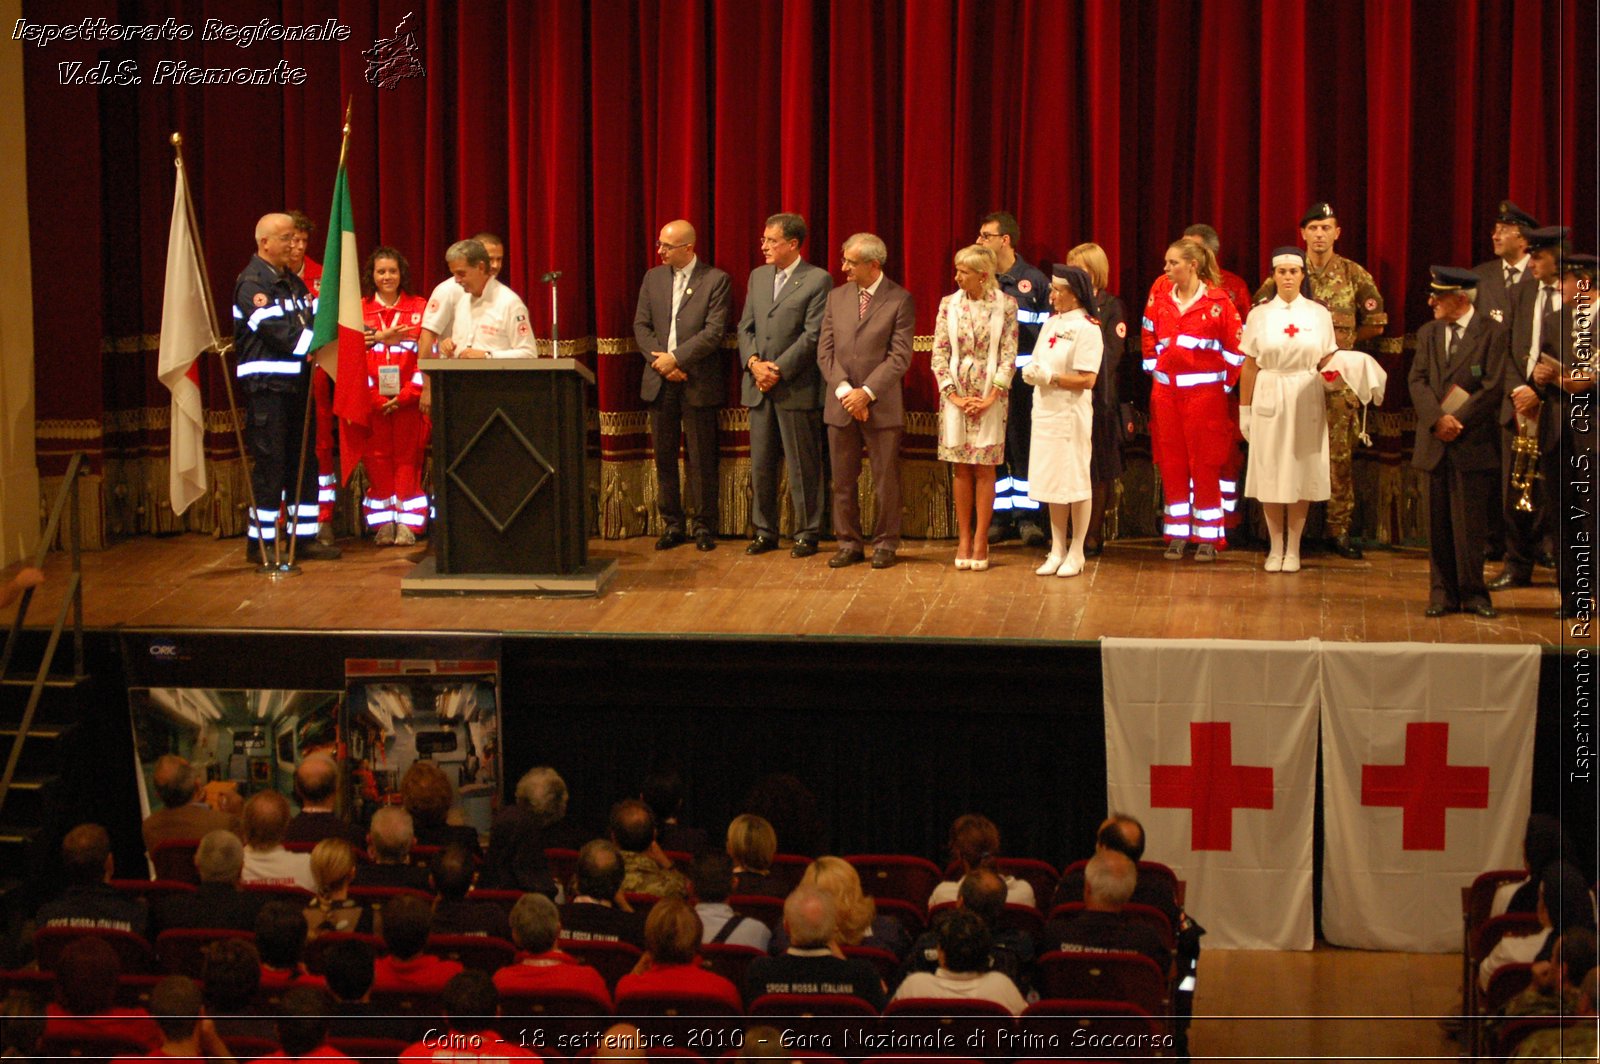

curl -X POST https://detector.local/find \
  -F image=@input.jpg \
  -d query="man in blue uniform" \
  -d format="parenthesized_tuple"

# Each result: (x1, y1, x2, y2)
(233, 213, 340, 563)
(980, 212, 1051, 547)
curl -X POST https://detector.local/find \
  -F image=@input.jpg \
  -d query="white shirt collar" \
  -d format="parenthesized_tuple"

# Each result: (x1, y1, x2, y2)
(676, 257, 698, 282)
(861, 274, 884, 298)
(1453, 305, 1476, 332)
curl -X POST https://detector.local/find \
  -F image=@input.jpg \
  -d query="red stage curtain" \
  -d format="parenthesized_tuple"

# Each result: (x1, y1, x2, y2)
(24, 0, 1595, 546)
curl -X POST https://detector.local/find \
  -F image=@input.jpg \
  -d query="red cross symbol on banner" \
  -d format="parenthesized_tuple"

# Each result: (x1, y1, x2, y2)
(1361, 721, 1489, 850)
(1283, 323, 1300, 337)
(1150, 721, 1274, 850)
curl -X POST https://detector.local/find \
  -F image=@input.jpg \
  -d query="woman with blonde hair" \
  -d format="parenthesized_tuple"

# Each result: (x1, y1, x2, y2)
(770, 855, 910, 959)
(304, 837, 367, 935)
(932, 244, 1018, 570)
(726, 814, 787, 898)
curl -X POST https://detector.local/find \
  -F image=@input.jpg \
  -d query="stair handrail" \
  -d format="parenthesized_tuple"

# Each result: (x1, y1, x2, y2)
(0, 451, 87, 814)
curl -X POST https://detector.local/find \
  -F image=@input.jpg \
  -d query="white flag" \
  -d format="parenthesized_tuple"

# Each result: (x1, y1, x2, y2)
(1103, 638, 1320, 949)
(1320, 643, 1538, 951)
(157, 161, 215, 516)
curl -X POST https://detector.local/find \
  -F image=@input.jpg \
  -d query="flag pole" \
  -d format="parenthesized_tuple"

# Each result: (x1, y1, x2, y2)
(171, 132, 272, 570)
(285, 98, 354, 571)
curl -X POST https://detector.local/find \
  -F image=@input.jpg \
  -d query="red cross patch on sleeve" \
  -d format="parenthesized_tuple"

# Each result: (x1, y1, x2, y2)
(427, 300, 439, 313)
(1211, 305, 1220, 317)
(1017, 279, 1032, 294)
(252, 293, 268, 307)
(1364, 298, 1377, 310)
(1116, 321, 1127, 338)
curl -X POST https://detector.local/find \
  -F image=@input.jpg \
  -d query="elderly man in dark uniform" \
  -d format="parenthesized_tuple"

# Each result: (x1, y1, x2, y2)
(1540, 253, 1597, 620)
(234, 213, 339, 563)
(979, 212, 1052, 547)
(1257, 203, 1386, 559)
(1409, 267, 1510, 618)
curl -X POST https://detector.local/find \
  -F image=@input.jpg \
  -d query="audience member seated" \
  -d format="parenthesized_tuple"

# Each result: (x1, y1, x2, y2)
(36, 823, 148, 937)
(109, 975, 233, 1064)
(481, 768, 560, 897)
(1497, 928, 1597, 1037)
(401, 761, 481, 854)
(560, 840, 648, 947)
(321, 937, 382, 1038)
(354, 808, 432, 892)
(641, 763, 708, 856)
(745, 885, 886, 1010)
(768, 856, 910, 960)
(727, 814, 789, 899)
(1494, 815, 1585, 918)
(615, 897, 742, 1010)
(1, 988, 46, 1060)
(273, 986, 344, 1060)
(43, 937, 161, 1050)
(929, 813, 1036, 909)
(373, 896, 463, 993)
(401, 970, 540, 1063)
(693, 853, 771, 952)
(903, 868, 1031, 991)
(241, 791, 316, 893)
(1482, 861, 1598, 992)
(1043, 851, 1172, 975)
(304, 838, 368, 936)
(256, 900, 327, 994)
(492, 893, 612, 1006)
(1052, 814, 1181, 929)
(201, 938, 275, 1040)
(429, 846, 509, 939)
(141, 755, 237, 853)
(891, 909, 1027, 1015)
(151, 829, 263, 936)
(284, 756, 366, 849)
(610, 799, 689, 898)
(743, 774, 827, 858)
(1513, 965, 1598, 1059)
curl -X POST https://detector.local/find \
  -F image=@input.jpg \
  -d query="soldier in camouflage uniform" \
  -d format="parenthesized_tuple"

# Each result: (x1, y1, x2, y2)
(1254, 202, 1386, 559)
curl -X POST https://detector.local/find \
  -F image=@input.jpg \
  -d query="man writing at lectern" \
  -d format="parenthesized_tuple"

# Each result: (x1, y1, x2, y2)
(634, 220, 733, 552)
(441, 240, 536, 360)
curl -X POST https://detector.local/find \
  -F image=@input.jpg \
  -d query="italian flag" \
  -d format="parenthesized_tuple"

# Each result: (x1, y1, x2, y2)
(309, 159, 370, 482)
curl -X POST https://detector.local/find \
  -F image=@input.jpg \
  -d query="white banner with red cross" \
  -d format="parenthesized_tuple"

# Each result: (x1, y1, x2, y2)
(1102, 639, 1320, 950)
(1320, 643, 1539, 951)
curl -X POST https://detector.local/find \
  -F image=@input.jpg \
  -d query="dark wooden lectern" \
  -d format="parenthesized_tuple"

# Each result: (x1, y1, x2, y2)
(402, 358, 615, 595)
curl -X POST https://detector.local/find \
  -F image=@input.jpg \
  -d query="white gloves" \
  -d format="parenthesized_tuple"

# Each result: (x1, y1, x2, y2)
(1239, 406, 1252, 442)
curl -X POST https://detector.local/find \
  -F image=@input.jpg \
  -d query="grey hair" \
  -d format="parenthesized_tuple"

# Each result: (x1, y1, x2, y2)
(515, 766, 569, 828)
(1085, 851, 1136, 908)
(844, 233, 887, 266)
(783, 883, 838, 948)
(195, 830, 244, 884)
(445, 239, 490, 269)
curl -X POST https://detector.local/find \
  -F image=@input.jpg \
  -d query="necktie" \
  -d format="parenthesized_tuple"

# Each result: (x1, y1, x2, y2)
(1541, 285, 1555, 321)
(668, 270, 686, 351)
(1505, 264, 1519, 288)
(858, 287, 872, 320)
(1447, 322, 1461, 359)
(773, 269, 787, 303)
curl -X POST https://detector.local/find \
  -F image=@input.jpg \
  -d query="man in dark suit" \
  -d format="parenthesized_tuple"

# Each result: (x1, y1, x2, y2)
(1491, 227, 1569, 589)
(1539, 253, 1597, 620)
(633, 220, 733, 552)
(739, 213, 832, 557)
(1409, 266, 1511, 618)
(816, 233, 916, 569)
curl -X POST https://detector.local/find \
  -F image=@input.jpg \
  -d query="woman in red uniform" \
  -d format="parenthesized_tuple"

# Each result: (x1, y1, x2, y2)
(1140, 239, 1245, 560)
(359, 247, 428, 545)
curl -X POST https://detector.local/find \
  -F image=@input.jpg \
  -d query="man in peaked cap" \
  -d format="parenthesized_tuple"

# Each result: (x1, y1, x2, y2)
(1256, 202, 1386, 560)
(1408, 266, 1510, 618)
(1538, 252, 1597, 619)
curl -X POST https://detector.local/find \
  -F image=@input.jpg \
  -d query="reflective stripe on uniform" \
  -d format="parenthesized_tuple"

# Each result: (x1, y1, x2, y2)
(1175, 371, 1227, 387)
(1166, 502, 1192, 517)
(247, 305, 285, 330)
(237, 360, 302, 377)
(1164, 522, 1191, 537)
(1016, 308, 1050, 325)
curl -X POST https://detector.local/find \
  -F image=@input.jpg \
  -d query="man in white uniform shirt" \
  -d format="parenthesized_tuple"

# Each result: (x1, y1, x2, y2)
(442, 239, 537, 359)
(419, 234, 508, 411)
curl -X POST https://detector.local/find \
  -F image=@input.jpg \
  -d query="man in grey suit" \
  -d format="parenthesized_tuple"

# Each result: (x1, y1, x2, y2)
(634, 219, 732, 551)
(739, 213, 833, 557)
(1409, 266, 1510, 618)
(816, 233, 916, 569)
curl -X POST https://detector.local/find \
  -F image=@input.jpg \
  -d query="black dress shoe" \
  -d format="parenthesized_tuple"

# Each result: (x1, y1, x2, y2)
(297, 541, 342, 561)
(1330, 535, 1363, 560)
(1487, 570, 1532, 591)
(655, 530, 687, 550)
(1423, 604, 1454, 618)
(1017, 520, 1048, 548)
(828, 547, 865, 568)
(746, 536, 780, 556)
(1083, 541, 1103, 558)
(870, 548, 896, 569)
(1537, 551, 1558, 569)
(695, 531, 717, 551)
(1468, 603, 1499, 619)
(987, 522, 1016, 545)
(790, 538, 819, 558)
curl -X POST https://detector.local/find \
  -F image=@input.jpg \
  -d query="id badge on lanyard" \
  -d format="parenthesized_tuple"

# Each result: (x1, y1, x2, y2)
(378, 363, 401, 397)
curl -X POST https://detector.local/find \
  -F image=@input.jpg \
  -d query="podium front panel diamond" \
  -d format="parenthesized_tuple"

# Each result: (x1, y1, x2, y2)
(446, 408, 554, 534)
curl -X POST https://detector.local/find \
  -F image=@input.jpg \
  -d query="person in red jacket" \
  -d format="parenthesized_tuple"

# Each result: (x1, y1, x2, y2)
(358, 247, 429, 545)
(1141, 239, 1245, 559)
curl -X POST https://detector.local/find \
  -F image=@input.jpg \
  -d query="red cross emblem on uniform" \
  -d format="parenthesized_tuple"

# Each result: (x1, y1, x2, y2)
(1150, 721, 1274, 851)
(1048, 333, 1059, 348)
(1284, 324, 1300, 338)
(1360, 721, 1489, 850)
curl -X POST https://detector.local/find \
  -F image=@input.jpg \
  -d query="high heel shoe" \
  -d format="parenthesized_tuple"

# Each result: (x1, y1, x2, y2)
(1057, 556, 1084, 578)
(970, 557, 990, 572)
(1035, 555, 1063, 576)
(954, 557, 972, 571)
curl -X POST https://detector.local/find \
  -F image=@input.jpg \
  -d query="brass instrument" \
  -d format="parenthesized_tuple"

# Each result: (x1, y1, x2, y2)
(1510, 412, 1541, 513)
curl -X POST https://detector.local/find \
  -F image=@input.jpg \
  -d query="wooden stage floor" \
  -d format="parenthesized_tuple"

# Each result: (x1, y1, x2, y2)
(7, 532, 1576, 646)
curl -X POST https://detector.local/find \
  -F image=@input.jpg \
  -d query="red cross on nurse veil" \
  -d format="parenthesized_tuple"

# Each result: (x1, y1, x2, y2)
(1150, 721, 1274, 851)
(1361, 721, 1489, 850)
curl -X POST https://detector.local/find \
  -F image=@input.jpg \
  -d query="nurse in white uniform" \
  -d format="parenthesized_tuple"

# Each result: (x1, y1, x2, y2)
(1024, 265, 1104, 578)
(1239, 247, 1339, 572)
